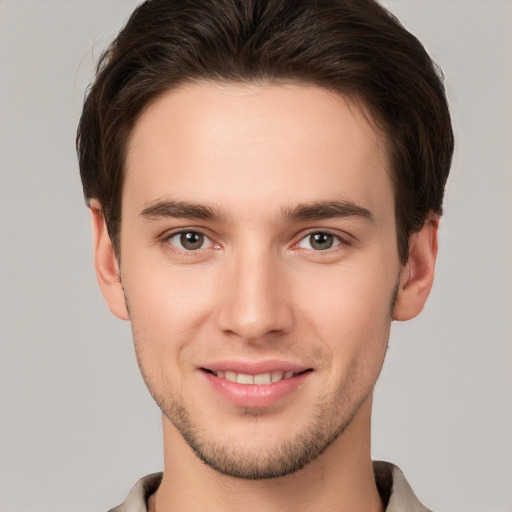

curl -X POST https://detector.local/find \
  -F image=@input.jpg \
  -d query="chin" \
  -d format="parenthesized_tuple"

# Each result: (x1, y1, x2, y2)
(160, 389, 364, 480)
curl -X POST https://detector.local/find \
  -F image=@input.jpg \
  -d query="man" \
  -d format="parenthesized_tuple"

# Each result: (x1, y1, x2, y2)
(76, 0, 453, 510)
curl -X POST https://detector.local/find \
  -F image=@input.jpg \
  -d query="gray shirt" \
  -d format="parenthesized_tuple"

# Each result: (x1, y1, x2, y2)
(109, 461, 431, 512)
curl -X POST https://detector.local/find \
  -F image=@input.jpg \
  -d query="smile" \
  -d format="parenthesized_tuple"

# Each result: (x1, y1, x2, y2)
(201, 366, 313, 408)
(207, 370, 301, 385)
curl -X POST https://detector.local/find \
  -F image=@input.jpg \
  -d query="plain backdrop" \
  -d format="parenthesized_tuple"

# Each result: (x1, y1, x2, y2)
(0, 1, 511, 511)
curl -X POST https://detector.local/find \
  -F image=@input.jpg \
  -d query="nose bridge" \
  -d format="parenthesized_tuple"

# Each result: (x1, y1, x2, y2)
(217, 240, 293, 341)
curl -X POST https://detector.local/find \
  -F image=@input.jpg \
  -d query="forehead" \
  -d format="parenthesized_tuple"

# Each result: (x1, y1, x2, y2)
(123, 82, 393, 221)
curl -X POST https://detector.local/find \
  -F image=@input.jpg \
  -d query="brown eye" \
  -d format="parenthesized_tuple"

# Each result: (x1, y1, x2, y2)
(167, 231, 208, 251)
(310, 233, 334, 250)
(180, 232, 204, 250)
(297, 232, 341, 251)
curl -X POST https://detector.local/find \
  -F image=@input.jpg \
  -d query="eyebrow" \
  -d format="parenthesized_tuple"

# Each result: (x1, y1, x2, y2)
(280, 200, 374, 223)
(139, 199, 373, 223)
(140, 200, 226, 222)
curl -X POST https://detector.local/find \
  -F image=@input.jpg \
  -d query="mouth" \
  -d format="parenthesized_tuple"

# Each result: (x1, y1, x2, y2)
(200, 364, 313, 408)
(198, 359, 315, 409)
(202, 368, 312, 385)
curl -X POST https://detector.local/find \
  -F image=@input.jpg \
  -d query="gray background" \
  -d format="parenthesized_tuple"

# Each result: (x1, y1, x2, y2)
(0, 0, 510, 510)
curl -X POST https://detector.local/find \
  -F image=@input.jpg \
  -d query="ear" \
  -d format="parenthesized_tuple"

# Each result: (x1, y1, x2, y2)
(393, 215, 439, 321)
(90, 199, 129, 321)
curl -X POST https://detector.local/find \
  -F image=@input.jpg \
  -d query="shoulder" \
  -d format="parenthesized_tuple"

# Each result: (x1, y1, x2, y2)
(107, 464, 430, 512)
(373, 461, 432, 512)
(108, 472, 163, 512)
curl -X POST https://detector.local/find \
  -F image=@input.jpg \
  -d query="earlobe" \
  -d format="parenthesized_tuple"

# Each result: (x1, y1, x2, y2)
(90, 199, 129, 321)
(392, 216, 439, 321)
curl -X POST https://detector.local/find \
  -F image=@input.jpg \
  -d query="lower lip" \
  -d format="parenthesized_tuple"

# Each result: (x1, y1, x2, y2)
(202, 371, 311, 408)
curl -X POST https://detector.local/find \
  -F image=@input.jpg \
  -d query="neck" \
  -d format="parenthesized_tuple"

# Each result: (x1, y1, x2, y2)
(150, 396, 384, 512)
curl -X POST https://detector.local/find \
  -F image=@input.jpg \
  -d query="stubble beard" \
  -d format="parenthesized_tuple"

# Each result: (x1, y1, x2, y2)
(133, 339, 382, 480)
(156, 383, 367, 480)
(127, 281, 398, 480)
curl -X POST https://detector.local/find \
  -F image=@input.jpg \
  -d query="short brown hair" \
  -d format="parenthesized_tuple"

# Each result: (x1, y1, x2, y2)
(77, 0, 454, 264)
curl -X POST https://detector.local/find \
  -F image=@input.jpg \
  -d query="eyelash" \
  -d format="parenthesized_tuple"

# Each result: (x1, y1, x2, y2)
(161, 229, 218, 255)
(160, 228, 349, 255)
(293, 230, 345, 252)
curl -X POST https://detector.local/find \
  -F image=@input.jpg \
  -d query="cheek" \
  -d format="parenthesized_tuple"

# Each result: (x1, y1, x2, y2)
(124, 266, 218, 404)
(295, 263, 395, 369)
(122, 259, 218, 360)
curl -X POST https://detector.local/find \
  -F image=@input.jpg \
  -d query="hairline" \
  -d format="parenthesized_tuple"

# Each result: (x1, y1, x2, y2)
(111, 78, 403, 263)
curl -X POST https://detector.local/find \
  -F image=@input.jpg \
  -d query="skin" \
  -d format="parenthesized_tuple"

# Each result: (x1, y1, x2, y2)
(91, 82, 438, 512)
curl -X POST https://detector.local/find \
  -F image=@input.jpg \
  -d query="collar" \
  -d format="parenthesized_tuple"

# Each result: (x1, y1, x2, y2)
(109, 461, 431, 512)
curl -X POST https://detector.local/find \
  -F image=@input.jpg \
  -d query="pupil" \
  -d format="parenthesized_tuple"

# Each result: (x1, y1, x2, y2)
(180, 232, 204, 250)
(310, 233, 333, 250)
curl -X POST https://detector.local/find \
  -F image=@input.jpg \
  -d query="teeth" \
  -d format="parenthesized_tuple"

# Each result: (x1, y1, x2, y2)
(212, 370, 298, 385)
(271, 371, 284, 382)
(236, 373, 254, 384)
(225, 371, 237, 382)
(253, 373, 272, 385)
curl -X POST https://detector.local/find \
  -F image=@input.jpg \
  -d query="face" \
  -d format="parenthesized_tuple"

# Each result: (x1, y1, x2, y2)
(114, 82, 403, 478)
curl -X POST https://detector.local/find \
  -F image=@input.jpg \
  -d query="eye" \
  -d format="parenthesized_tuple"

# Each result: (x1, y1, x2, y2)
(167, 231, 212, 251)
(297, 232, 342, 251)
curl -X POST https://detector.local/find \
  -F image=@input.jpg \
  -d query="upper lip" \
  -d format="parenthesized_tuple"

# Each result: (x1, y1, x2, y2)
(201, 360, 312, 375)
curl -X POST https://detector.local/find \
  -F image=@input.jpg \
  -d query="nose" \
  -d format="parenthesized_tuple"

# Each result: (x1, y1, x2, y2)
(216, 246, 295, 343)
